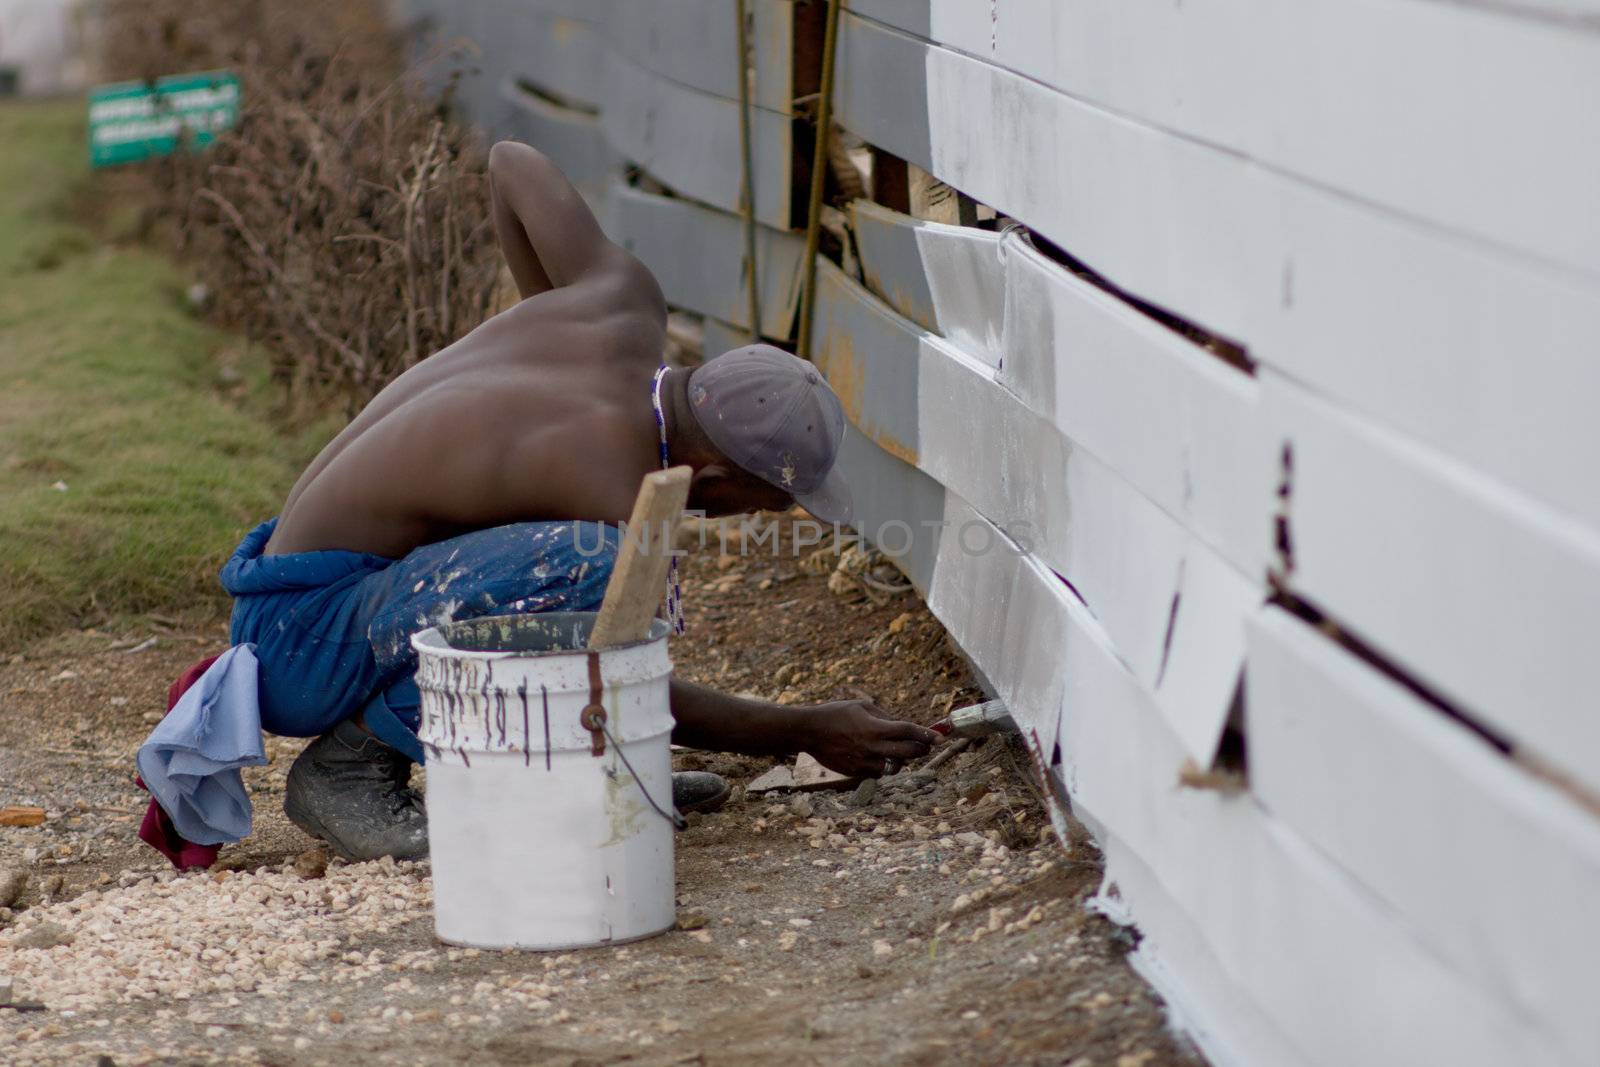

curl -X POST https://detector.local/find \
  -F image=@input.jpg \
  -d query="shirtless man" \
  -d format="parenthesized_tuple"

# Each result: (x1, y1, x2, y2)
(218, 142, 941, 861)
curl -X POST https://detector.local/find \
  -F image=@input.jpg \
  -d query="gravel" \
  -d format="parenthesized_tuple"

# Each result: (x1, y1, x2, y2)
(0, 859, 430, 1012)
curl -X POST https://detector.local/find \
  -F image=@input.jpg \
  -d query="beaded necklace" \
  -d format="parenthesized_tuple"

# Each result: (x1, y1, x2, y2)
(651, 365, 686, 635)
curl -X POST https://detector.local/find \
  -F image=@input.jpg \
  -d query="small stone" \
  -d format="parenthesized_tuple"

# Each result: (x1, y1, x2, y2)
(888, 612, 915, 635)
(675, 911, 709, 931)
(15, 921, 73, 949)
(850, 779, 879, 807)
(0, 868, 26, 908)
(328, 1010, 345, 1024)
(141, 711, 162, 725)
(41, 875, 64, 899)
(747, 765, 796, 793)
(789, 795, 814, 819)
(871, 939, 893, 958)
(292, 848, 329, 880)
(791, 753, 853, 791)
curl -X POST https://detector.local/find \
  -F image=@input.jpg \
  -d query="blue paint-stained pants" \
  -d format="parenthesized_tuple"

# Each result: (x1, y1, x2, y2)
(221, 518, 620, 764)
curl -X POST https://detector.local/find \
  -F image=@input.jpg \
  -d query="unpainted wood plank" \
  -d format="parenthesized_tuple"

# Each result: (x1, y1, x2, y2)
(1265, 370, 1600, 798)
(849, 200, 1005, 368)
(1247, 607, 1600, 1065)
(598, 51, 795, 230)
(605, 180, 805, 339)
(497, 8, 611, 110)
(834, 426, 946, 593)
(600, 0, 798, 114)
(497, 80, 618, 210)
(699, 316, 756, 358)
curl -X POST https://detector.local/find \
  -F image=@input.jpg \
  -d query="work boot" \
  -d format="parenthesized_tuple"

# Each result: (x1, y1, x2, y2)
(283, 718, 428, 862)
(672, 771, 730, 816)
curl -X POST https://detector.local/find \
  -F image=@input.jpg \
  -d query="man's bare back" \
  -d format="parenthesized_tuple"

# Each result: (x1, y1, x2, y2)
(235, 140, 939, 817)
(268, 143, 668, 559)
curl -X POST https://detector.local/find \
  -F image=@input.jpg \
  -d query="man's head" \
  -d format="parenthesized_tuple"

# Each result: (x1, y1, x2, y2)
(668, 344, 852, 523)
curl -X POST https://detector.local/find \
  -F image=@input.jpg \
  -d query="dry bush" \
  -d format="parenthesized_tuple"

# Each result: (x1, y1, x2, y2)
(99, 0, 501, 413)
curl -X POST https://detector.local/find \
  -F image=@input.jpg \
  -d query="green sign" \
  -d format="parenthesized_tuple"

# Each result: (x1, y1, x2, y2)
(88, 71, 241, 168)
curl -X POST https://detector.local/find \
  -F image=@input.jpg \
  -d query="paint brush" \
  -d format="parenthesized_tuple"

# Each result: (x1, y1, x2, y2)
(931, 699, 1016, 738)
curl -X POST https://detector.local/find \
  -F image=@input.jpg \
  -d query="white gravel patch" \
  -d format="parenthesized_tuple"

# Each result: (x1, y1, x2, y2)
(0, 857, 432, 1011)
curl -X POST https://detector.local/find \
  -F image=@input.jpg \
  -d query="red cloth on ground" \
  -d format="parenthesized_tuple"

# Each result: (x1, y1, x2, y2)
(135, 653, 224, 870)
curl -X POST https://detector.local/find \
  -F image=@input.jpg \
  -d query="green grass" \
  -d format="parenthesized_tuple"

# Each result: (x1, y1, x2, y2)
(0, 98, 333, 650)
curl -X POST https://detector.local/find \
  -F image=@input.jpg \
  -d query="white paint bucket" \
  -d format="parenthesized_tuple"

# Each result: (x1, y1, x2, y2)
(410, 611, 677, 950)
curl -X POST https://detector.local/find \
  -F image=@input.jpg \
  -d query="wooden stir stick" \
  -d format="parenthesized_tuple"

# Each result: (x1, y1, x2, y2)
(588, 466, 693, 649)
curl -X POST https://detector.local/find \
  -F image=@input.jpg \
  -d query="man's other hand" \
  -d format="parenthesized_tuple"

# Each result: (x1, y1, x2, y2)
(800, 699, 943, 778)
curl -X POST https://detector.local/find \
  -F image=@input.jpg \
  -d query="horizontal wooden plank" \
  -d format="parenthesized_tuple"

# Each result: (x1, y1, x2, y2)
(479, 5, 609, 111)
(849, 200, 1005, 368)
(832, 11, 1600, 535)
(812, 260, 1257, 763)
(834, 425, 947, 594)
(922, 494, 1076, 751)
(598, 51, 795, 230)
(1001, 235, 1274, 581)
(1247, 607, 1600, 1065)
(1050, 602, 1575, 1066)
(699, 316, 755, 363)
(916, 493, 1574, 1064)
(496, 81, 617, 209)
(845, 201, 1273, 579)
(1101, 840, 1313, 1067)
(1265, 370, 1600, 797)
(847, 0, 1600, 276)
(605, 180, 803, 339)
(514, 0, 606, 25)
(600, 0, 798, 114)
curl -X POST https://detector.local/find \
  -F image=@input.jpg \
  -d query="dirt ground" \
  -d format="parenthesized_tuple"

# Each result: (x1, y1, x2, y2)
(0, 518, 1199, 1066)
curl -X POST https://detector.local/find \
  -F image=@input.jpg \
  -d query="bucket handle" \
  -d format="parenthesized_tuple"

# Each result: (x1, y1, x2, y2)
(581, 651, 607, 756)
(582, 651, 685, 831)
(598, 717, 687, 832)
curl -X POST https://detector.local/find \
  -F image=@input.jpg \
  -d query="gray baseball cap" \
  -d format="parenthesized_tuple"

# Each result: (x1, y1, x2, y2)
(687, 344, 853, 524)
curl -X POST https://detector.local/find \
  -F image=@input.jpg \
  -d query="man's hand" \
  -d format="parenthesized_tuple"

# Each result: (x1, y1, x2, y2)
(798, 699, 943, 778)
(668, 679, 940, 776)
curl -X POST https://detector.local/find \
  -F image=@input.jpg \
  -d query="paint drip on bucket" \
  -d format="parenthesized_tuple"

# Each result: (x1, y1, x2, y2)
(411, 611, 677, 950)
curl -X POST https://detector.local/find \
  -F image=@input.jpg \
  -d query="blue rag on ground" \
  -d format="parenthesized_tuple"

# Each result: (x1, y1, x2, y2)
(134, 644, 267, 846)
(134, 517, 620, 851)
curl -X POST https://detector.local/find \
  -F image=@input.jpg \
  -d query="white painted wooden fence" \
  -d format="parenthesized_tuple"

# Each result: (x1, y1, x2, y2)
(391, 3, 1600, 1064)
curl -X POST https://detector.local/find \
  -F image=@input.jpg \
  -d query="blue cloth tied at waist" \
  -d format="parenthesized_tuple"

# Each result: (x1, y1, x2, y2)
(136, 517, 619, 848)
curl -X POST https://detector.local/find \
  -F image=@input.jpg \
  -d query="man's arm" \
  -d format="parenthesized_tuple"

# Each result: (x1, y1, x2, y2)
(670, 678, 942, 778)
(488, 140, 613, 300)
